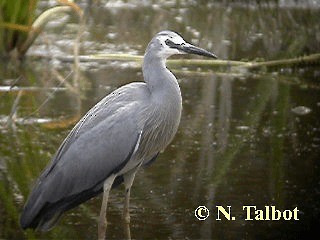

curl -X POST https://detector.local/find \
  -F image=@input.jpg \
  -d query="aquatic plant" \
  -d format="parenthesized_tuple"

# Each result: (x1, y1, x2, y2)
(0, 0, 82, 60)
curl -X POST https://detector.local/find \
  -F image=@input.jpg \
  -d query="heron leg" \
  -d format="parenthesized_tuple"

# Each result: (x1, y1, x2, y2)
(122, 165, 141, 240)
(98, 174, 116, 240)
(123, 165, 140, 224)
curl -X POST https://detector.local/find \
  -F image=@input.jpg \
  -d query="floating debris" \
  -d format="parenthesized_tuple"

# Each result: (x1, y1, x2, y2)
(0, 86, 67, 92)
(291, 106, 312, 115)
(236, 125, 250, 131)
(0, 116, 53, 125)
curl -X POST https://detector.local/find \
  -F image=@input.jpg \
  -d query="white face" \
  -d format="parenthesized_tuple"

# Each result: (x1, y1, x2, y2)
(155, 33, 187, 58)
(146, 31, 217, 60)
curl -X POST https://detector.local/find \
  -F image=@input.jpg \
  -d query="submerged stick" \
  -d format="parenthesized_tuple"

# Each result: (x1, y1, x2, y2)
(30, 52, 320, 70)
(244, 53, 320, 70)
(6, 90, 23, 128)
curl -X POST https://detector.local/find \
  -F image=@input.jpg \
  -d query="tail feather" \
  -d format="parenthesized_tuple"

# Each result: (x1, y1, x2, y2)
(20, 175, 124, 230)
(35, 210, 63, 231)
(20, 188, 101, 231)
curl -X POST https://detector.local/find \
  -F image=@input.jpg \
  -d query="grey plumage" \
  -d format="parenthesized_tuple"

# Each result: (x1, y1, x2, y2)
(20, 30, 217, 233)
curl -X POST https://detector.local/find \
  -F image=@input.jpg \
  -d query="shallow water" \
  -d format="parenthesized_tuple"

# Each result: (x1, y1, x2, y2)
(1, 0, 320, 239)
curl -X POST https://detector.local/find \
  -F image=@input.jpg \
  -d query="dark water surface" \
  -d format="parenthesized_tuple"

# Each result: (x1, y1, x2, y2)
(1, 1, 320, 239)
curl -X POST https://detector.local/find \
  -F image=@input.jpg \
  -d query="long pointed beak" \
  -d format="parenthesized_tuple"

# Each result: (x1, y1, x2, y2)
(181, 43, 218, 58)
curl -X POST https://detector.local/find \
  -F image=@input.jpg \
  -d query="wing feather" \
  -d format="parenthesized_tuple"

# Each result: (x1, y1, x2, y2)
(20, 82, 149, 229)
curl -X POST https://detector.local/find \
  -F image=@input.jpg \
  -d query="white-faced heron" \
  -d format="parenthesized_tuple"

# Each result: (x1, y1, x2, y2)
(20, 30, 217, 239)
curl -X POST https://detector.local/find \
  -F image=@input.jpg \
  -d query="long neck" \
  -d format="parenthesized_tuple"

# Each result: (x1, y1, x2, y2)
(142, 52, 181, 101)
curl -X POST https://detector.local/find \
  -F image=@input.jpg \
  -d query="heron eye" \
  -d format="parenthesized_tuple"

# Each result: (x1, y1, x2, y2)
(165, 39, 177, 48)
(165, 39, 174, 47)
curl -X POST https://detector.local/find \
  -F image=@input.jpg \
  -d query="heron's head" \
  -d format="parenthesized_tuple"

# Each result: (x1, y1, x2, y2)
(146, 30, 217, 59)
